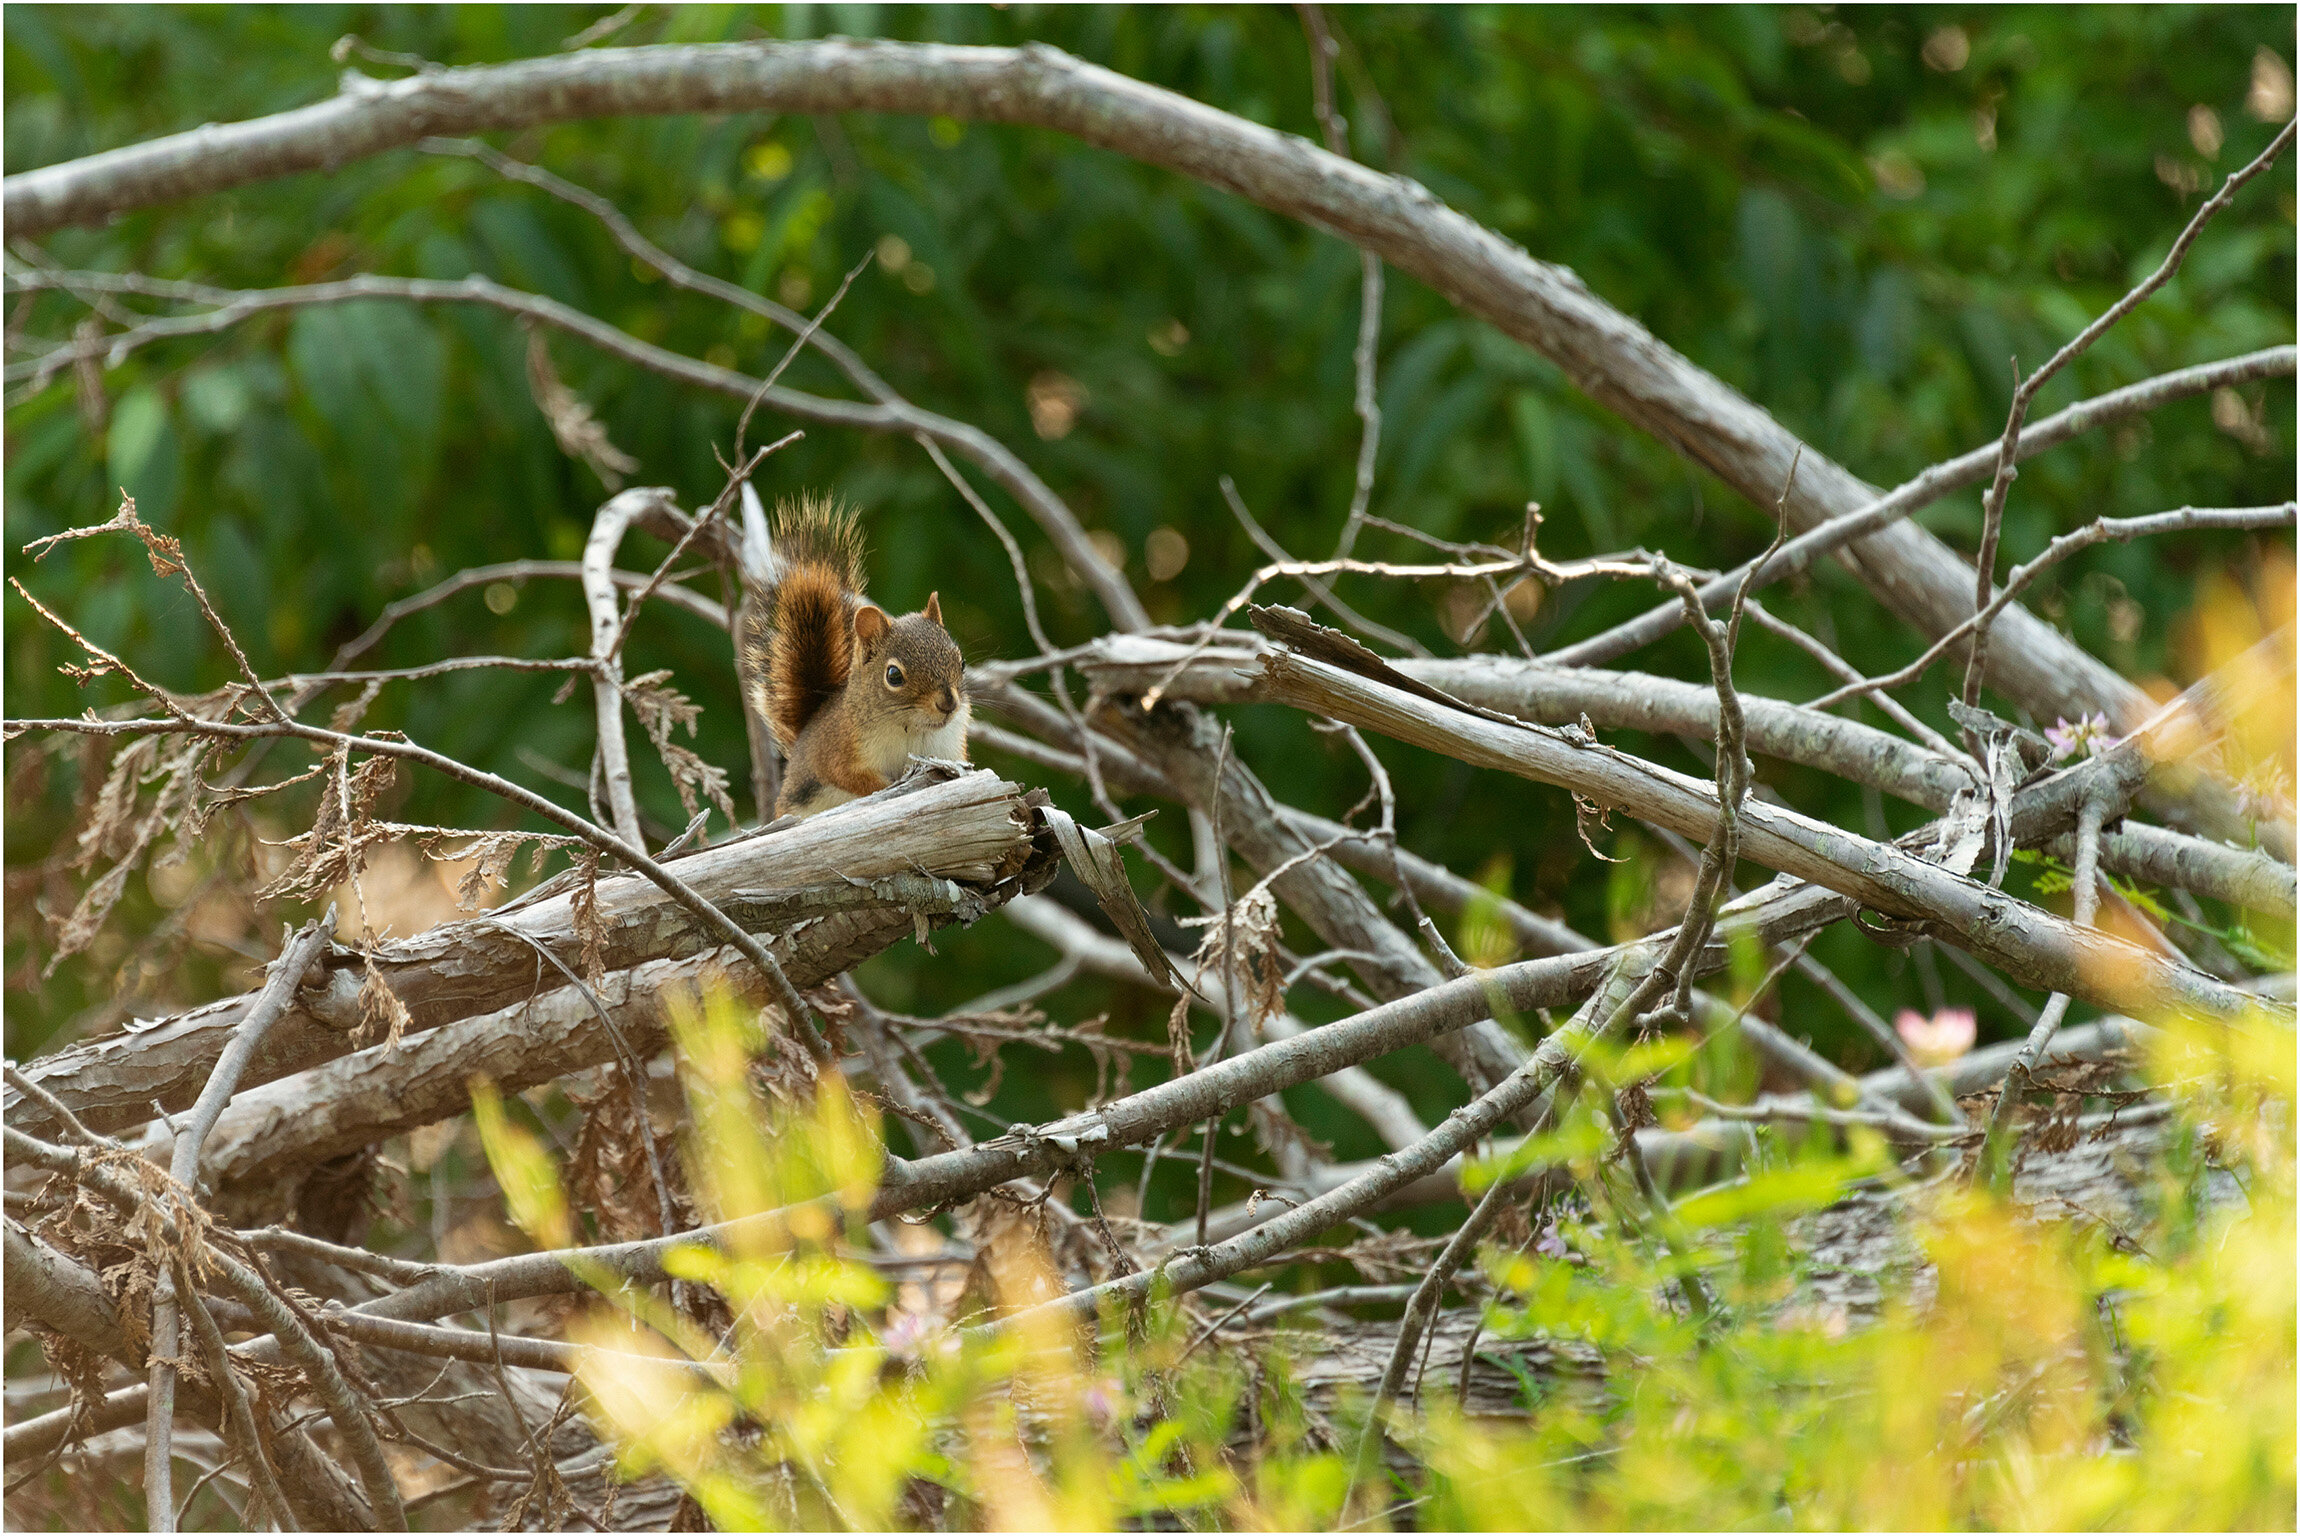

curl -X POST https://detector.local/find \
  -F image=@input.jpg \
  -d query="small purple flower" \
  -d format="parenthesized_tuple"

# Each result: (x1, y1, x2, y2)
(1534, 1218, 1570, 1260)
(2044, 713, 2118, 763)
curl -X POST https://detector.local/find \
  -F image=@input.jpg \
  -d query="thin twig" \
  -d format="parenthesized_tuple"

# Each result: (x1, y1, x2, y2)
(606, 431, 801, 664)
(26, 496, 287, 724)
(1173, 1281, 1274, 1366)
(478, 917, 684, 1262)
(11, 535, 832, 1057)
(1738, 598, 1966, 762)
(146, 911, 335, 1534)
(1220, 476, 1422, 655)
(1548, 345, 2297, 669)
(3, 1062, 116, 1147)
(5, 1127, 410, 1529)
(1139, 543, 1652, 710)
(1653, 1087, 1969, 1142)
(177, 1267, 299, 1532)
(1197, 724, 1240, 1249)
(1299, 2, 1387, 574)
(1961, 121, 2294, 740)
(1977, 787, 2113, 1187)
(1292, 0, 1400, 668)
(1812, 504, 2295, 714)
(235, 1227, 439, 1288)
(1353, 1164, 1514, 1493)
(1772, 932, 1961, 1123)
(734, 248, 872, 464)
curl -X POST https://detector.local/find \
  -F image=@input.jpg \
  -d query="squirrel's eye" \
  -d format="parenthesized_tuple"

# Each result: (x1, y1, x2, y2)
(884, 663, 905, 688)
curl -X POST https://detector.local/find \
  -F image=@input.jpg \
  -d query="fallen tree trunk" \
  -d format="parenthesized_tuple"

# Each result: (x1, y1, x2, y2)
(192, 946, 743, 1195)
(5, 768, 1053, 1140)
(1268, 1099, 2230, 1426)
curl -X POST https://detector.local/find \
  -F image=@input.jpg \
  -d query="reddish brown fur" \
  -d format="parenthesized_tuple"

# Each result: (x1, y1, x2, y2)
(744, 493, 872, 748)
(796, 693, 892, 800)
(763, 564, 853, 747)
(741, 492, 968, 819)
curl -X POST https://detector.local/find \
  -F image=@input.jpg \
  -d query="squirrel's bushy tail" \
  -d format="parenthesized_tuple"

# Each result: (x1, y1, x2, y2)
(743, 492, 868, 749)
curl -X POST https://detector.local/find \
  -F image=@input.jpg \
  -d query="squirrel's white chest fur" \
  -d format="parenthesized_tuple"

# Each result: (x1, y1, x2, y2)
(861, 698, 971, 779)
(814, 697, 969, 811)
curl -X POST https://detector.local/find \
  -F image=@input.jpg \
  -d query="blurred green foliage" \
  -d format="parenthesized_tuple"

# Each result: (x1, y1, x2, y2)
(460, 982, 2295, 1533)
(4, 7, 2292, 1161)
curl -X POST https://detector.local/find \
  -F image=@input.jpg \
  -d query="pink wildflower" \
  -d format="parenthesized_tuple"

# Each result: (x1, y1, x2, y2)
(2237, 763, 2292, 824)
(2043, 713, 2117, 763)
(877, 1309, 942, 1362)
(1895, 1006, 1976, 1068)
(1083, 1376, 1125, 1430)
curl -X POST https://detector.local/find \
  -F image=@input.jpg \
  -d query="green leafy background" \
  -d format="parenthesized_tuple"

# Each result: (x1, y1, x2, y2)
(5, 6, 2292, 1173)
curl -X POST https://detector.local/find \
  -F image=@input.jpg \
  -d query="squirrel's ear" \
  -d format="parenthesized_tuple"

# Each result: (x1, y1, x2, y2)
(852, 604, 891, 646)
(922, 591, 943, 626)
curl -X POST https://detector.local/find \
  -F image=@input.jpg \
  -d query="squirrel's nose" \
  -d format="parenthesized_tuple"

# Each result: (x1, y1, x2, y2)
(938, 687, 958, 716)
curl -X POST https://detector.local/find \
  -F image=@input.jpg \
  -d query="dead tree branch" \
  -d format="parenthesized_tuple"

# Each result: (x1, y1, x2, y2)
(1243, 624, 2267, 1023)
(3, 768, 1049, 1140)
(1073, 632, 2292, 919)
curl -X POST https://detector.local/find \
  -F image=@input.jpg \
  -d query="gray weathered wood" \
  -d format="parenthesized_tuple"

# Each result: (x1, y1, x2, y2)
(4, 769, 1045, 1140)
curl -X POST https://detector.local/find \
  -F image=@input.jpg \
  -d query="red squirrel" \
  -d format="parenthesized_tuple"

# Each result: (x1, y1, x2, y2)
(741, 494, 969, 819)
